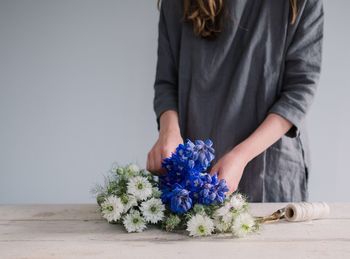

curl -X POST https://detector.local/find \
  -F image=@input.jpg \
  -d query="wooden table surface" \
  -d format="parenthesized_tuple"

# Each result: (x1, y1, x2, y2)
(0, 203, 349, 259)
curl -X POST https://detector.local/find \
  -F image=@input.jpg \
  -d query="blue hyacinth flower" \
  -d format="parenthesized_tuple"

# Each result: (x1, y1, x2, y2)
(169, 184, 192, 214)
(159, 139, 229, 214)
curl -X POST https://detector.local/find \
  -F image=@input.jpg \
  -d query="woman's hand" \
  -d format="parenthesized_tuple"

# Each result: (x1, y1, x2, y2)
(210, 113, 295, 192)
(147, 110, 183, 175)
(210, 147, 249, 193)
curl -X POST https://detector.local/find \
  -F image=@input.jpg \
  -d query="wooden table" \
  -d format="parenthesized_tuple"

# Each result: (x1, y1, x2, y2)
(0, 203, 349, 259)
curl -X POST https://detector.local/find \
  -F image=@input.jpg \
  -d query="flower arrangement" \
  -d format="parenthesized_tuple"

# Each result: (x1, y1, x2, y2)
(94, 164, 164, 232)
(94, 139, 260, 237)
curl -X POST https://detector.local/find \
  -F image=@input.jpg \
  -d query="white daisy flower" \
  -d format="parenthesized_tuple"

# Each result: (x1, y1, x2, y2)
(101, 195, 124, 223)
(229, 193, 245, 210)
(120, 194, 138, 213)
(140, 198, 165, 224)
(231, 212, 256, 237)
(186, 214, 214, 237)
(123, 210, 147, 233)
(127, 176, 153, 201)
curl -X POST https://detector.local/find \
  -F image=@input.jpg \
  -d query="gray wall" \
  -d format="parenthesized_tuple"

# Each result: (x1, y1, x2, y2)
(0, 0, 349, 203)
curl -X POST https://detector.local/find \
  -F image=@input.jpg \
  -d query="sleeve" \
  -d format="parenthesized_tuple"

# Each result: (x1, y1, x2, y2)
(268, 0, 324, 138)
(153, 0, 180, 131)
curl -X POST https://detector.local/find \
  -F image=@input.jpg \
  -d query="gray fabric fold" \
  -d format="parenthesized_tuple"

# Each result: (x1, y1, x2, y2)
(153, 0, 324, 202)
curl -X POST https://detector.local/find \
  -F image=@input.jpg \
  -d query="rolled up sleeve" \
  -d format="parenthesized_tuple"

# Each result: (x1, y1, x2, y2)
(153, 0, 180, 130)
(268, 0, 324, 138)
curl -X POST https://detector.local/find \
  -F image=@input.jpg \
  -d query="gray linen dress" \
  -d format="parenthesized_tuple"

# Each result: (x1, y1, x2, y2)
(153, 0, 324, 202)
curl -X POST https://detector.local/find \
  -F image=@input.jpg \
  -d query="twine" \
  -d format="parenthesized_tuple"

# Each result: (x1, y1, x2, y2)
(284, 202, 330, 222)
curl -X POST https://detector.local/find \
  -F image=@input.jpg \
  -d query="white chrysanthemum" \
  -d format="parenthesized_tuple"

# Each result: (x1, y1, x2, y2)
(126, 163, 140, 174)
(123, 210, 147, 233)
(121, 194, 138, 213)
(101, 195, 124, 222)
(140, 198, 165, 223)
(229, 194, 245, 210)
(127, 176, 153, 201)
(186, 214, 214, 237)
(231, 212, 256, 237)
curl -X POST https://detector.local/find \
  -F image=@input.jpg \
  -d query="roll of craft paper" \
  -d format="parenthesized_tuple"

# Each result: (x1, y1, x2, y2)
(284, 202, 330, 222)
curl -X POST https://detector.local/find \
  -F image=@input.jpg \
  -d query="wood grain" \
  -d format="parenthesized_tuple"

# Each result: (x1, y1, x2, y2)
(0, 203, 349, 258)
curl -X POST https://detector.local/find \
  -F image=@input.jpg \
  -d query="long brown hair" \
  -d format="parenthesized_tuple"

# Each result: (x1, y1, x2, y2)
(157, 0, 299, 40)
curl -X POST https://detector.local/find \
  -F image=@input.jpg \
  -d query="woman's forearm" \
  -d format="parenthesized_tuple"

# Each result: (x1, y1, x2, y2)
(159, 110, 181, 136)
(233, 113, 293, 164)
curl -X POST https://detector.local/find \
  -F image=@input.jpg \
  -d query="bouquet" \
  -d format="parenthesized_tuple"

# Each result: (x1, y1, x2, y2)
(94, 139, 260, 237)
(94, 164, 164, 232)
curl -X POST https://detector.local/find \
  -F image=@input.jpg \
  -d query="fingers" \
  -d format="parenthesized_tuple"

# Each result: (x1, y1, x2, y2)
(154, 149, 164, 174)
(212, 165, 238, 193)
(162, 147, 173, 160)
(230, 184, 238, 194)
(146, 150, 154, 173)
(210, 163, 220, 176)
(227, 179, 238, 194)
(151, 145, 175, 175)
(146, 154, 149, 171)
(147, 147, 166, 175)
(157, 150, 168, 175)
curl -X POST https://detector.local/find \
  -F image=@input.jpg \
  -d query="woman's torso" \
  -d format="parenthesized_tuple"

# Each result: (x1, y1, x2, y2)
(163, 0, 310, 202)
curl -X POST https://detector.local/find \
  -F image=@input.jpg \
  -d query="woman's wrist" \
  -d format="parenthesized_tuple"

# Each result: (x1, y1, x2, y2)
(229, 114, 294, 165)
(159, 110, 181, 137)
(229, 142, 253, 166)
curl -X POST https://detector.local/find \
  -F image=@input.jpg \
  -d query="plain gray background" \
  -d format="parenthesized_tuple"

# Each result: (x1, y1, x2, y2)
(0, 0, 349, 204)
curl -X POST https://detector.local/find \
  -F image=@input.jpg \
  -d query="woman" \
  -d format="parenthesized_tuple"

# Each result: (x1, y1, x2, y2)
(147, 0, 324, 202)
